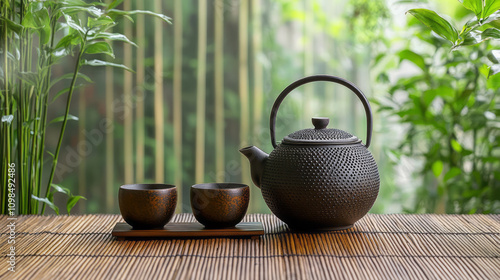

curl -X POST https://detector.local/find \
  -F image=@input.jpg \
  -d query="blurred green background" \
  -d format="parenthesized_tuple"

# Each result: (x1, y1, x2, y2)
(42, 0, 499, 214)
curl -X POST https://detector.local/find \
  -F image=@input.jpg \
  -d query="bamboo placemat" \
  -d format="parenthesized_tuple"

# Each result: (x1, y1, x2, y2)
(1, 214, 499, 279)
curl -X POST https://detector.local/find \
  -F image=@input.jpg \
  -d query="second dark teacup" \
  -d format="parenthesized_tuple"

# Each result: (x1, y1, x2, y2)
(191, 183, 249, 228)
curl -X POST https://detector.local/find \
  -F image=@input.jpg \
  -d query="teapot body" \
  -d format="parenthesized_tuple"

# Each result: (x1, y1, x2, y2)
(240, 75, 381, 230)
(261, 143, 379, 230)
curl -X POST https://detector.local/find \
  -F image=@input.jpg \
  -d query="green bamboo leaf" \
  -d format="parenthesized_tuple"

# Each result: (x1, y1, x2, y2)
(122, 14, 134, 23)
(461, 149, 473, 156)
(0, 17, 24, 34)
(482, 156, 500, 162)
(461, 30, 484, 46)
(51, 84, 84, 103)
(432, 160, 443, 177)
(407, 9, 459, 44)
(52, 89, 70, 103)
(51, 48, 72, 64)
(84, 41, 114, 58)
(83, 59, 134, 72)
(486, 19, 500, 29)
(55, 32, 81, 49)
(17, 71, 39, 87)
(67, 196, 86, 215)
(107, 9, 172, 24)
(57, 21, 69, 31)
(56, 0, 91, 6)
(45, 0, 106, 7)
(489, 64, 500, 77)
(63, 13, 86, 35)
(462, 0, 483, 18)
(21, 5, 51, 44)
(33, 5, 49, 24)
(107, 0, 124, 10)
(482, 28, 500, 40)
(372, 53, 386, 67)
(398, 50, 426, 71)
(5, 50, 17, 62)
(40, 21, 52, 45)
(77, 73, 93, 83)
(444, 167, 462, 182)
(22, 117, 40, 127)
(464, 11, 500, 28)
(88, 16, 115, 29)
(451, 139, 462, 152)
(395, 0, 429, 3)
(483, 0, 500, 19)
(61, 6, 105, 18)
(89, 32, 137, 47)
(487, 50, 500, 63)
(32, 195, 59, 215)
(50, 72, 92, 88)
(55, 34, 74, 49)
(422, 89, 437, 106)
(433, 86, 455, 100)
(51, 184, 71, 195)
(21, 9, 39, 28)
(49, 114, 79, 125)
(53, 46, 71, 58)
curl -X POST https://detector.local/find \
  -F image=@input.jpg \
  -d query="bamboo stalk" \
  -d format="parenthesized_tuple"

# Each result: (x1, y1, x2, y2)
(135, 0, 145, 183)
(2, 3, 11, 213)
(214, 0, 225, 181)
(17, 5, 26, 212)
(42, 47, 86, 214)
(346, 19, 358, 137)
(195, 0, 207, 184)
(324, 32, 337, 124)
(0, 117, 4, 213)
(251, 0, 263, 211)
(27, 88, 37, 213)
(78, 86, 86, 213)
(36, 14, 58, 213)
(304, 0, 314, 120)
(105, 54, 114, 212)
(23, 26, 36, 214)
(123, 0, 133, 184)
(154, 0, 164, 183)
(252, 0, 263, 141)
(173, 0, 183, 211)
(30, 89, 41, 213)
(239, 0, 250, 209)
(103, 0, 115, 213)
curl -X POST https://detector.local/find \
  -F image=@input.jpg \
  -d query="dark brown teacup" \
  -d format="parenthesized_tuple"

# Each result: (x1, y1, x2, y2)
(119, 184, 177, 229)
(191, 183, 249, 228)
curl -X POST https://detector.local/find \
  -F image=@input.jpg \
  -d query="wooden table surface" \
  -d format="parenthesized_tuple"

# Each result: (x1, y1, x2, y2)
(1, 213, 499, 279)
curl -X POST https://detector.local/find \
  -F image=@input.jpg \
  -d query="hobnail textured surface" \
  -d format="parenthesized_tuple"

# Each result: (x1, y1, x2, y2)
(260, 143, 380, 229)
(287, 128, 354, 141)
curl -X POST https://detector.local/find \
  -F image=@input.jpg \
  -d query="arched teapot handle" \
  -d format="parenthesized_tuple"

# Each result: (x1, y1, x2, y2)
(270, 75, 373, 148)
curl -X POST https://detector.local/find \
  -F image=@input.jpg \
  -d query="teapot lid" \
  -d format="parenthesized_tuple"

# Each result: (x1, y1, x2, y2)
(282, 117, 361, 145)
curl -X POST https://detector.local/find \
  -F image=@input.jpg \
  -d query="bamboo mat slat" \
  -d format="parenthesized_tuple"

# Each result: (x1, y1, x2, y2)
(0, 214, 499, 280)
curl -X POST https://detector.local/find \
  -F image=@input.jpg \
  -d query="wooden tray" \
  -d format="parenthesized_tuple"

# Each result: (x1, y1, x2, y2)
(112, 222, 264, 240)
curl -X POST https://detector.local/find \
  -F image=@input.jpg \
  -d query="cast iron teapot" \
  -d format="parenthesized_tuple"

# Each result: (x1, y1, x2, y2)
(240, 75, 380, 230)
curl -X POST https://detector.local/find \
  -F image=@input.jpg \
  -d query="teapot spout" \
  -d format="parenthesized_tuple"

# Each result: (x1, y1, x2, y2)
(239, 146, 268, 188)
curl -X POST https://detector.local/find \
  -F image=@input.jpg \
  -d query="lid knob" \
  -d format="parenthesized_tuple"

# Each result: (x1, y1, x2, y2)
(312, 117, 329, 130)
